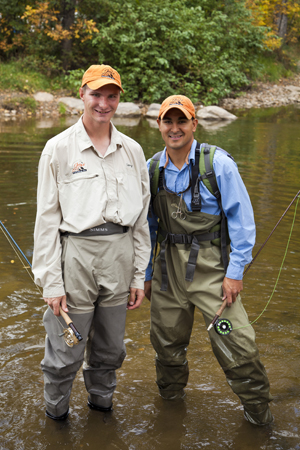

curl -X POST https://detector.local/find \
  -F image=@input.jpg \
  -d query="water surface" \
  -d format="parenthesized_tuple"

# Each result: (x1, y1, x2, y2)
(0, 108, 300, 449)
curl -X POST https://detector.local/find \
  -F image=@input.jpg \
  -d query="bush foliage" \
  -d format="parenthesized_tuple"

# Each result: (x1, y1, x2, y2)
(0, 0, 275, 104)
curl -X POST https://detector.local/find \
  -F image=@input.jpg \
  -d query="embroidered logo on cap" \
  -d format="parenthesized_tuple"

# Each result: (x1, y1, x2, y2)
(101, 68, 115, 80)
(72, 161, 87, 174)
(169, 97, 184, 106)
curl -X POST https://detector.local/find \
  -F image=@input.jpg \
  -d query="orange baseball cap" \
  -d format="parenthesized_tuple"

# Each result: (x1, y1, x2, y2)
(81, 64, 124, 92)
(158, 95, 195, 119)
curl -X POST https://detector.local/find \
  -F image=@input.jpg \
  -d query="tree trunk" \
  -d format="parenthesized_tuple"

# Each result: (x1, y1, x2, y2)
(277, 0, 288, 43)
(60, 0, 76, 70)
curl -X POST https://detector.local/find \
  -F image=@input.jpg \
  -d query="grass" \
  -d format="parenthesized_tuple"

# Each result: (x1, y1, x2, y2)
(253, 54, 292, 82)
(0, 59, 65, 93)
(252, 44, 300, 83)
(58, 102, 67, 115)
(1, 96, 38, 112)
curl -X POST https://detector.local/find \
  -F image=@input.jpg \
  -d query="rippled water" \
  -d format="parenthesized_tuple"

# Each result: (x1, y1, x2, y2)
(0, 108, 300, 449)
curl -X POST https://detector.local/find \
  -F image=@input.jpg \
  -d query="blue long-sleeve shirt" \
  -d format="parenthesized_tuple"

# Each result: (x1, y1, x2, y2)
(145, 139, 255, 281)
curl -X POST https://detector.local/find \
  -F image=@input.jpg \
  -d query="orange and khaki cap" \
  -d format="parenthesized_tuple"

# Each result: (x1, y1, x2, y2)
(158, 95, 195, 120)
(81, 64, 124, 93)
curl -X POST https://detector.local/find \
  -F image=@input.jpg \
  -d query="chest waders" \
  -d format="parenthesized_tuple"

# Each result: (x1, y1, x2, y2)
(148, 143, 273, 425)
(149, 142, 229, 291)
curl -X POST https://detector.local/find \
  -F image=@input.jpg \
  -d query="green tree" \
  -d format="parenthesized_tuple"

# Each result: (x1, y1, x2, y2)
(91, 0, 266, 104)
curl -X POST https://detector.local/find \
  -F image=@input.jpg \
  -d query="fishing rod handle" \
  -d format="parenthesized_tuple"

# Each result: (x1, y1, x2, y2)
(207, 300, 228, 330)
(216, 300, 227, 317)
(59, 307, 83, 341)
(59, 307, 72, 325)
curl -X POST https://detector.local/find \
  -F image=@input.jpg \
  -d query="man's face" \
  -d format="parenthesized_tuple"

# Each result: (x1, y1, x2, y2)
(157, 108, 198, 153)
(79, 84, 120, 125)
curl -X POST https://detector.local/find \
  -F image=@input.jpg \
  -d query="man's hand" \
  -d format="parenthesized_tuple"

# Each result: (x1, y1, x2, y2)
(222, 277, 243, 307)
(144, 280, 152, 301)
(43, 295, 68, 316)
(127, 288, 145, 310)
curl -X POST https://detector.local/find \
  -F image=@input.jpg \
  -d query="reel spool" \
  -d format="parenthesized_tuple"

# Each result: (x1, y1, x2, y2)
(62, 327, 79, 347)
(214, 318, 232, 336)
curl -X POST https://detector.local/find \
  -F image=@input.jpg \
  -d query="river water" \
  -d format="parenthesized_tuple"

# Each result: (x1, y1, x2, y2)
(0, 107, 300, 450)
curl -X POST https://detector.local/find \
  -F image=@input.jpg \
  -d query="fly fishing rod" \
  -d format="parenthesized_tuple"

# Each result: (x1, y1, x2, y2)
(0, 220, 83, 347)
(207, 189, 300, 335)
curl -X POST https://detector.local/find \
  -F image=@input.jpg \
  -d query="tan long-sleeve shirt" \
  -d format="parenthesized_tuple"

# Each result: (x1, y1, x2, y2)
(32, 117, 151, 298)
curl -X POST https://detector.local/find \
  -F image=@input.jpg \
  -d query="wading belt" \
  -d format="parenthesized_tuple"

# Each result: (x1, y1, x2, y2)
(60, 222, 129, 237)
(159, 228, 221, 291)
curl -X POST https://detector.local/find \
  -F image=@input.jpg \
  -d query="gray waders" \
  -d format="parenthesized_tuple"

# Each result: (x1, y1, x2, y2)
(150, 189, 273, 425)
(41, 230, 135, 417)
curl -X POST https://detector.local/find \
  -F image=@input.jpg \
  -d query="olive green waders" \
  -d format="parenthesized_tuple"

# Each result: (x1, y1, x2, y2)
(41, 231, 135, 417)
(150, 190, 273, 425)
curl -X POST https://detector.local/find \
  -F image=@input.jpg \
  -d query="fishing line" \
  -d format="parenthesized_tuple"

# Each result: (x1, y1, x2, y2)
(0, 221, 39, 292)
(208, 190, 300, 335)
(233, 194, 299, 331)
(0, 220, 83, 346)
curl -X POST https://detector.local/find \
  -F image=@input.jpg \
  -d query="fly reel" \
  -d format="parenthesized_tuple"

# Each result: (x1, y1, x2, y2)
(214, 318, 233, 336)
(59, 309, 83, 347)
(62, 327, 79, 347)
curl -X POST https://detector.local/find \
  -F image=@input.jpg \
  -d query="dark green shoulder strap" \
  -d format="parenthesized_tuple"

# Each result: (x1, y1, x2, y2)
(149, 151, 163, 198)
(199, 144, 221, 206)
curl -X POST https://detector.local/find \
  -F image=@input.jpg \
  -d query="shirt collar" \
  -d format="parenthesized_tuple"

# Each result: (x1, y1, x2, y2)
(75, 117, 123, 153)
(159, 139, 198, 169)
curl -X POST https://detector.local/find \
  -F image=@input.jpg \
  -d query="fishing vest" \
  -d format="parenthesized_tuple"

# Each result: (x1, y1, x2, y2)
(149, 142, 231, 291)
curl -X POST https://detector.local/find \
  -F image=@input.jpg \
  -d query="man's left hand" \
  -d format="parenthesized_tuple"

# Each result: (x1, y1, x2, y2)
(222, 277, 243, 306)
(127, 287, 145, 310)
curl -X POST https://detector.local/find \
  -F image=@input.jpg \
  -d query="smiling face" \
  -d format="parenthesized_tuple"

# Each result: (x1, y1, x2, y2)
(157, 108, 198, 155)
(79, 84, 120, 128)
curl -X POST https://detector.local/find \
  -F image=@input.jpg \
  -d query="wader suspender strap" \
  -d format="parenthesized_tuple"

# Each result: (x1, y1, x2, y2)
(202, 145, 229, 272)
(191, 142, 201, 211)
(149, 145, 229, 291)
(159, 229, 221, 291)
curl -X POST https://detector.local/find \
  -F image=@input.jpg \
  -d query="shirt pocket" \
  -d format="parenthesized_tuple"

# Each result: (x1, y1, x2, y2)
(58, 173, 106, 226)
(116, 167, 143, 225)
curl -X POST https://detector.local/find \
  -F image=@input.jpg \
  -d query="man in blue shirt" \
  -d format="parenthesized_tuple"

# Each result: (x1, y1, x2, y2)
(144, 95, 273, 426)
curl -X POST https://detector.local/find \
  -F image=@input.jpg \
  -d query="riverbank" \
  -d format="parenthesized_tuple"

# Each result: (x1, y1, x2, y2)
(1, 73, 300, 119)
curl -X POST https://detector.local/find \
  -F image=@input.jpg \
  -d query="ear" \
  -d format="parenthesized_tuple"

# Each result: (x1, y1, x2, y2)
(157, 118, 161, 130)
(79, 87, 84, 100)
(192, 118, 198, 132)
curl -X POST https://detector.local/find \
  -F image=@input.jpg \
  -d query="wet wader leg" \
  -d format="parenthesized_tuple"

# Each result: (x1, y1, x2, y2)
(41, 307, 93, 417)
(83, 302, 127, 409)
(150, 258, 195, 400)
(201, 298, 273, 425)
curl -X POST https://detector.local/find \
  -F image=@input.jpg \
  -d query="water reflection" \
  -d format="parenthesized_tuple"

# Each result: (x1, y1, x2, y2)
(112, 117, 141, 127)
(0, 107, 300, 449)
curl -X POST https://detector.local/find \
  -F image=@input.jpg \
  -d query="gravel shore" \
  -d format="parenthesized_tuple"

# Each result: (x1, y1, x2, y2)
(1, 74, 300, 119)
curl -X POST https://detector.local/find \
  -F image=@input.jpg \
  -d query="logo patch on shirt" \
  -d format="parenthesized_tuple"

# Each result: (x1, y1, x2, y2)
(72, 161, 87, 174)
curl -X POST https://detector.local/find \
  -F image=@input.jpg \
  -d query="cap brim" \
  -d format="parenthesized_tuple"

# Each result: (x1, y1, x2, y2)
(86, 79, 124, 93)
(160, 105, 192, 120)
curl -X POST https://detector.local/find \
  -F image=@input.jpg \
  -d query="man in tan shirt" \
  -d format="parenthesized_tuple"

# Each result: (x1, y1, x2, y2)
(32, 65, 151, 420)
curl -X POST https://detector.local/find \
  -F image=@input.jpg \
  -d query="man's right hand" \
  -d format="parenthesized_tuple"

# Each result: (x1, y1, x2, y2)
(144, 280, 152, 301)
(43, 295, 68, 316)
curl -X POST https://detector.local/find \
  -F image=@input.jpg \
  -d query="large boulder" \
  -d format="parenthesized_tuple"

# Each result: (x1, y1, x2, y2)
(34, 92, 54, 102)
(196, 106, 237, 121)
(58, 97, 84, 110)
(146, 103, 161, 118)
(114, 102, 142, 117)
